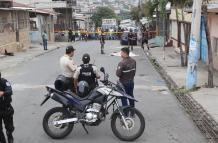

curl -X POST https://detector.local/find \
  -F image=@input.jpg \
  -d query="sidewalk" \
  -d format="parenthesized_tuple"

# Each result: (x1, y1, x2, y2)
(146, 46, 218, 141)
(0, 42, 69, 71)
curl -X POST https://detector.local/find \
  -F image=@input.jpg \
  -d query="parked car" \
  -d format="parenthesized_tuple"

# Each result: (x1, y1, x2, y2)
(120, 31, 137, 45)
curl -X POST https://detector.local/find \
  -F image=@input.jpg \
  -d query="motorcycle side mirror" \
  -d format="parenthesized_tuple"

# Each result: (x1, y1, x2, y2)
(100, 67, 105, 74)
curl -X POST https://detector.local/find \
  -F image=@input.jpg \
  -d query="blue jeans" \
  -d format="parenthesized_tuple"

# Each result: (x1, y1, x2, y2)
(121, 81, 135, 107)
(43, 40, 47, 50)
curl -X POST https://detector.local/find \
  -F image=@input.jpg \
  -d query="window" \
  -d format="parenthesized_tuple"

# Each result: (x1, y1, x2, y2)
(18, 12, 28, 29)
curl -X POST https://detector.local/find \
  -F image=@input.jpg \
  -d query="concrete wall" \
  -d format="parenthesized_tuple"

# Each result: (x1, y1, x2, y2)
(29, 15, 55, 43)
(170, 9, 192, 22)
(170, 9, 218, 71)
(170, 9, 192, 53)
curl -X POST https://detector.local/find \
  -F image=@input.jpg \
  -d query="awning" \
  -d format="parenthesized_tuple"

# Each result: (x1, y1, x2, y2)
(11, 7, 33, 10)
(29, 9, 59, 16)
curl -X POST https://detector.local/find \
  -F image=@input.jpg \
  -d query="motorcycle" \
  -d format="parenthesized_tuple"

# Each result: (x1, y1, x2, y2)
(40, 67, 145, 141)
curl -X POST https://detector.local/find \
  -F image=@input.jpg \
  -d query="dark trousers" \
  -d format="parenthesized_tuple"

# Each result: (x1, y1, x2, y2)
(100, 43, 105, 54)
(43, 40, 48, 50)
(0, 106, 14, 143)
(141, 38, 149, 50)
(65, 77, 75, 93)
(128, 41, 134, 51)
(121, 81, 135, 107)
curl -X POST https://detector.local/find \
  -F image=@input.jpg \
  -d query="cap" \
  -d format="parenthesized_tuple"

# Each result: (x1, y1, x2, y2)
(66, 46, 75, 54)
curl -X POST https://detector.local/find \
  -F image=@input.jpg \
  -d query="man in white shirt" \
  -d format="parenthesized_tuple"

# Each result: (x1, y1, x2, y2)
(59, 46, 77, 92)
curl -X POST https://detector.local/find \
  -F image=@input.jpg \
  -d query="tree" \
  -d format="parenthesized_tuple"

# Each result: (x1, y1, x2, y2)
(91, 7, 117, 27)
(130, 7, 141, 22)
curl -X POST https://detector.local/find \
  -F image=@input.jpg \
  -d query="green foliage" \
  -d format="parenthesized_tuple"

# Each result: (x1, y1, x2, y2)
(159, 0, 168, 18)
(145, 0, 193, 18)
(170, 0, 193, 8)
(130, 7, 141, 21)
(91, 7, 117, 27)
(147, 0, 159, 18)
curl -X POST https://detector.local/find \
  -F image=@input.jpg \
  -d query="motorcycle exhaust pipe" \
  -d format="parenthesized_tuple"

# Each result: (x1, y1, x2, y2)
(53, 118, 78, 125)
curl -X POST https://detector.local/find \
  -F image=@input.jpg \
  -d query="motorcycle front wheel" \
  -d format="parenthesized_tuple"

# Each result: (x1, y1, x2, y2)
(111, 107, 145, 141)
(43, 107, 74, 139)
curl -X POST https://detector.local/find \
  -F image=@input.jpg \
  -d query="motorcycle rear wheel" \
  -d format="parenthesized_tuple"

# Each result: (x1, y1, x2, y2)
(43, 107, 74, 139)
(111, 107, 145, 141)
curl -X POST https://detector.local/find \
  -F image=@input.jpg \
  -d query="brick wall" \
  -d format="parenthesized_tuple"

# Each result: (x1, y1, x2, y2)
(0, 10, 30, 54)
(0, 32, 16, 53)
(0, 28, 30, 53)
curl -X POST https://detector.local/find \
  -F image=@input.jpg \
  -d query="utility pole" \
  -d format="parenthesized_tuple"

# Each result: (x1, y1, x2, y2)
(186, 0, 203, 90)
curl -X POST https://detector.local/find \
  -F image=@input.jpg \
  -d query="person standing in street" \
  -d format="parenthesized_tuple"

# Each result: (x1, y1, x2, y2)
(74, 53, 100, 96)
(68, 29, 73, 42)
(128, 29, 135, 51)
(116, 47, 136, 107)
(141, 27, 149, 50)
(42, 30, 48, 50)
(59, 46, 77, 92)
(100, 30, 106, 54)
(0, 72, 14, 143)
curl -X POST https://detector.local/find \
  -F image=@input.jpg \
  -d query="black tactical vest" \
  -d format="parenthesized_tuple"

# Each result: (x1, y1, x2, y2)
(78, 64, 97, 89)
(0, 78, 12, 109)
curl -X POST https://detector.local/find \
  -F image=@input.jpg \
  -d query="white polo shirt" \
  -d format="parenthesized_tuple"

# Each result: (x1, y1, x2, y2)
(60, 55, 77, 78)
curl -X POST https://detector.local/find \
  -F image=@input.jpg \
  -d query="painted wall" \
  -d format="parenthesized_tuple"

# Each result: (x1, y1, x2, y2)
(29, 15, 54, 43)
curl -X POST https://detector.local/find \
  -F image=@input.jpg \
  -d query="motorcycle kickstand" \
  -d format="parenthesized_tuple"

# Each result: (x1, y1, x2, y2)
(82, 123, 89, 134)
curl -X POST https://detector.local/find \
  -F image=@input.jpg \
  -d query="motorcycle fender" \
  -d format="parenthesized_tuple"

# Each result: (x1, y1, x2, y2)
(110, 106, 132, 119)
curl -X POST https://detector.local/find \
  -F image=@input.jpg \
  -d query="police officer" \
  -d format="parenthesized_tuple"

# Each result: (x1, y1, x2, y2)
(74, 53, 100, 94)
(99, 30, 106, 54)
(116, 47, 136, 107)
(128, 29, 135, 51)
(0, 72, 14, 143)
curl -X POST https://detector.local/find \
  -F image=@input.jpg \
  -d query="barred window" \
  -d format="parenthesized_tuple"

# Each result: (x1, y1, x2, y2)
(0, 17, 15, 33)
(18, 12, 29, 29)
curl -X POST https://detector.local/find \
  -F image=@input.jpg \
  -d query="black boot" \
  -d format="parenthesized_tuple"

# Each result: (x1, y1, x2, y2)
(0, 132, 6, 143)
(101, 49, 105, 54)
(7, 132, 13, 143)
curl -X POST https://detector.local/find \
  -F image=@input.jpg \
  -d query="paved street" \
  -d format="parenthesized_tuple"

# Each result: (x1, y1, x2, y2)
(2, 41, 207, 143)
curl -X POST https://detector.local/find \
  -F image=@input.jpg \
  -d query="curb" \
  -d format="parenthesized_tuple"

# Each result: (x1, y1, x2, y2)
(0, 47, 60, 71)
(145, 50, 218, 143)
(0, 55, 6, 59)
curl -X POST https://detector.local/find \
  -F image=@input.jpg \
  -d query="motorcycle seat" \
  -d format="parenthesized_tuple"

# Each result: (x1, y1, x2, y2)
(63, 91, 90, 101)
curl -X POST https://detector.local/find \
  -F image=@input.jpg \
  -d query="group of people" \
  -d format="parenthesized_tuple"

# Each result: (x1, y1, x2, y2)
(0, 33, 137, 143)
(68, 29, 89, 42)
(57, 45, 136, 108)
